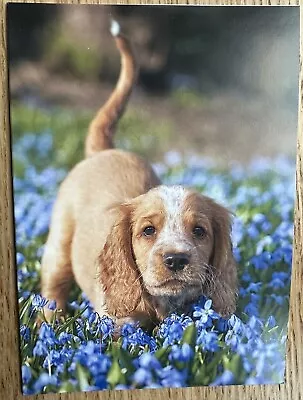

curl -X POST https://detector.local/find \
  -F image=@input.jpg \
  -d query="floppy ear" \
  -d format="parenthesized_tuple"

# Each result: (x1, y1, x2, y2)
(208, 203, 238, 318)
(97, 205, 143, 318)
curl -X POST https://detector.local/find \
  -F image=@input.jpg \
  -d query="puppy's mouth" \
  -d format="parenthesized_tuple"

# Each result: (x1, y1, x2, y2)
(146, 279, 200, 296)
(155, 278, 184, 287)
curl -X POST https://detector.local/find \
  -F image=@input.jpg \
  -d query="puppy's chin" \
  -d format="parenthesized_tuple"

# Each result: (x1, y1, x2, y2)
(145, 280, 185, 297)
(145, 279, 201, 299)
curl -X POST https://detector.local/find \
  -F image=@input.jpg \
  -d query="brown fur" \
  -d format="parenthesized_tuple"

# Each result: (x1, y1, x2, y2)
(41, 24, 237, 325)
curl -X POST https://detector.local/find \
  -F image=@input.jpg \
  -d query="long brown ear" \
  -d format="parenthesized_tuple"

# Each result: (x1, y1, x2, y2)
(97, 205, 143, 318)
(208, 203, 238, 318)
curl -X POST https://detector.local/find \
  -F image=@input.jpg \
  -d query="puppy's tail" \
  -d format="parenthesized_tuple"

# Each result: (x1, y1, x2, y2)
(85, 20, 138, 157)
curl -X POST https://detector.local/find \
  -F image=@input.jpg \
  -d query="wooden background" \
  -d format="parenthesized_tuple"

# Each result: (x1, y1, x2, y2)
(0, 1, 302, 399)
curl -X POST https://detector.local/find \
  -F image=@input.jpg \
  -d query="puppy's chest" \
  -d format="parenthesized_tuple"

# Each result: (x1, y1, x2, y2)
(152, 295, 193, 319)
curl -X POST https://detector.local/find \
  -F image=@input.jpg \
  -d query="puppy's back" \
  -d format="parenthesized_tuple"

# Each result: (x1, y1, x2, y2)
(57, 149, 159, 297)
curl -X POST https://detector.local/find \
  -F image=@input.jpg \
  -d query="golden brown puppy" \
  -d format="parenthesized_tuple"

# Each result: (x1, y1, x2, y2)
(41, 21, 237, 327)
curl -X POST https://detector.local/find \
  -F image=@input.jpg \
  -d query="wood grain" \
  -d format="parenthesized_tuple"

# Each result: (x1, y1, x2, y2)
(0, 1, 302, 399)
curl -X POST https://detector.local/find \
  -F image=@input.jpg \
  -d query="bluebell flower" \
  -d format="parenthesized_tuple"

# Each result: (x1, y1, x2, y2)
(22, 365, 32, 385)
(121, 323, 137, 336)
(244, 302, 259, 317)
(272, 271, 289, 282)
(16, 252, 25, 265)
(169, 343, 194, 363)
(241, 271, 252, 283)
(87, 355, 111, 376)
(47, 300, 57, 310)
(132, 368, 153, 386)
(211, 370, 235, 386)
(157, 366, 187, 387)
(268, 277, 285, 290)
(33, 340, 48, 357)
(266, 316, 276, 329)
(123, 327, 157, 352)
(33, 373, 58, 393)
(14, 134, 294, 391)
(216, 318, 229, 333)
(20, 325, 30, 342)
(138, 352, 162, 370)
(245, 282, 262, 293)
(98, 316, 115, 339)
(58, 332, 72, 345)
(247, 223, 259, 239)
(32, 294, 48, 309)
(193, 299, 219, 327)
(250, 255, 268, 270)
(164, 151, 182, 167)
(159, 318, 185, 347)
(197, 330, 219, 352)
(256, 236, 273, 255)
(38, 323, 58, 346)
(114, 384, 130, 390)
(233, 247, 242, 262)
(270, 294, 284, 306)
(228, 315, 243, 334)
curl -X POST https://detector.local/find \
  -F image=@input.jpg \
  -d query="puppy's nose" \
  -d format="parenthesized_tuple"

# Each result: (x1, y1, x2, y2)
(163, 253, 190, 271)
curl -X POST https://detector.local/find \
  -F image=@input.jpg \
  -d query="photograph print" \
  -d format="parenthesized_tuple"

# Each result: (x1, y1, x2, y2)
(7, 4, 299, 395)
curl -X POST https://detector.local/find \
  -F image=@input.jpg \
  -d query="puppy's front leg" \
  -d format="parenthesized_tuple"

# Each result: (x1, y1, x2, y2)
(41, 245, 73, 321)
(41, 200, 74, 322)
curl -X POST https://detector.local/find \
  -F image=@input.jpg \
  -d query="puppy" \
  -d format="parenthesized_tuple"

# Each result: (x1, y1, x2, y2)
(41, 21, 237, 327)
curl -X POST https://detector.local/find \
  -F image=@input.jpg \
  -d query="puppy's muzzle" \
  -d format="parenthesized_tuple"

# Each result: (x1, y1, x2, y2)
(163, 252, 190, 272)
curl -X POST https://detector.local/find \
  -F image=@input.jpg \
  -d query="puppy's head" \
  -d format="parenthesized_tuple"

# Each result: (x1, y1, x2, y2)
(98, 185, 237, 319)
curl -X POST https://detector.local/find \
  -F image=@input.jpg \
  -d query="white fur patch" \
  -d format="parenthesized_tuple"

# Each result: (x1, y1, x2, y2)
(157, 185, 191, 253)
(110, 20, 120, 37)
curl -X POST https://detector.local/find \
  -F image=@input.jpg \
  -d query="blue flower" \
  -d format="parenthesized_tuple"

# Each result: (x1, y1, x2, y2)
(247, 224, 259, 239)
(211, 370, 235, 386)
(157, 366, 187, 387)
(138, 353, 162, 370)
(16, 252, 25, 265)
(58, 332, 72, 345)
(33, 373, 57, 393)
(197, 330, 219, 352)
(32, 294, 48, 309)
(244, 302, 259, 317)
(121, 323, 137, 336)
(132, 368, 153, 386)
(98, 316, 115, 339)
(266, 316, 276, 329)
(33, 340, 48, 357)
(193, 299, 219, 327)
(22, 365, 32, 385)
(20, 325, 30, 342)
(169, 343, 194, 363)
(47, 300, 57, 310)
(160, 318, 184, 347)
(14, 135, 294, 391)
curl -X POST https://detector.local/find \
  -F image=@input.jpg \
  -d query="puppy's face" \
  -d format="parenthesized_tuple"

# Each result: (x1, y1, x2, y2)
(131, 186, 219, 302)
(100, 184, 237, 319)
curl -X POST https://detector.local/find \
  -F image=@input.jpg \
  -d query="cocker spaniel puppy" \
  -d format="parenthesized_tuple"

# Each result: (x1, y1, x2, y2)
(41, 21, 237, 327)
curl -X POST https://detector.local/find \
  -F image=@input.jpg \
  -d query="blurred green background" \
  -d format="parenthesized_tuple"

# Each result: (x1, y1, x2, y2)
(8, 4, 299, 170)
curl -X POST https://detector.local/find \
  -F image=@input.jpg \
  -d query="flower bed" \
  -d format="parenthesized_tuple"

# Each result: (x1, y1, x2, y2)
(14, 133, 294, 394)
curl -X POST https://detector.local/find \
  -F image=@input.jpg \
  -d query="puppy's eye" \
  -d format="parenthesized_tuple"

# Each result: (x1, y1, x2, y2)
(143, 226, 156, 236)
(193, 226, 206, 238)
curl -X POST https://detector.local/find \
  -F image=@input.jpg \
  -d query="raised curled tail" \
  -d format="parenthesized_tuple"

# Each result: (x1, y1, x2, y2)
(85, 20, 138, 158)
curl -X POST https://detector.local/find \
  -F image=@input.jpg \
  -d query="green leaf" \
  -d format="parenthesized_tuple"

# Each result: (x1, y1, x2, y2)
(116, 347, 136, 375)
(181, 323, 197, 348)
(76, 363, 90, 391)
(223, 354, 242, 379)
(107, 359, 126, 387)
(155, 346, 170, 363)
(191, 362, 207, 386)
(59, 381, 77, 393)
